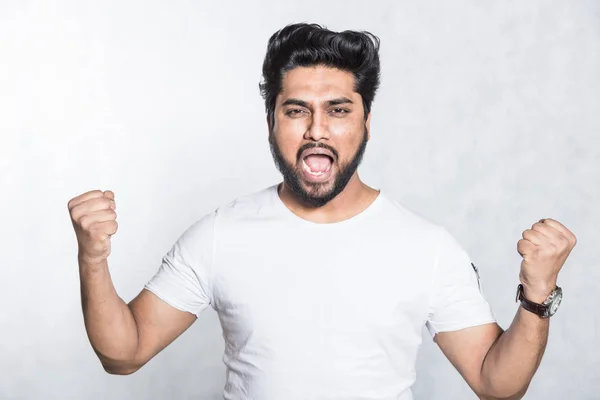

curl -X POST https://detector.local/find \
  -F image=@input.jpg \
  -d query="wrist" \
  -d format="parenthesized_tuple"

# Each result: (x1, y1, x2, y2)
(519, 272, 557, 303)
(78, 253, 108, 272)
(520, 282, 555, 303)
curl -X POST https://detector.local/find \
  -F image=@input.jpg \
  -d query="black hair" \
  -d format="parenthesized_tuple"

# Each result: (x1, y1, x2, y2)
(259, 23, 381, 126)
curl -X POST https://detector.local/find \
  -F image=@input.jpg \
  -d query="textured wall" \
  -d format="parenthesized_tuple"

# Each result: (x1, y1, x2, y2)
(1, 1, 598, 399)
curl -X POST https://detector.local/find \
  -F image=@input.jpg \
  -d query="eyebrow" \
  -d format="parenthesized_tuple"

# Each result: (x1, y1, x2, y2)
(281, 97, 354, 109)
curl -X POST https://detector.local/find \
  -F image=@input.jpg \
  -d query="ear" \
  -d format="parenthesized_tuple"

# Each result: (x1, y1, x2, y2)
(365, 112, 372, 141)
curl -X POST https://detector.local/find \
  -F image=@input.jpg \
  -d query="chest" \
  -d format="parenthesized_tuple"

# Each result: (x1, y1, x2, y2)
(210, 226, 434, 349)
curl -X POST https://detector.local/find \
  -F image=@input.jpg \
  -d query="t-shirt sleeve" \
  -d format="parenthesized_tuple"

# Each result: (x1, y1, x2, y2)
(144, 211, 216, 318)
(425, 227, 496, 338)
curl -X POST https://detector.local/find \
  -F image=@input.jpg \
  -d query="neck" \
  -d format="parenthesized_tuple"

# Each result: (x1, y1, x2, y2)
(277, 173, 380, 224)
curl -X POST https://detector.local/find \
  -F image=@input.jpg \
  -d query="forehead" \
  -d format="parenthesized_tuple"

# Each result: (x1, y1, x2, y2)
(278, 66, 358, 102)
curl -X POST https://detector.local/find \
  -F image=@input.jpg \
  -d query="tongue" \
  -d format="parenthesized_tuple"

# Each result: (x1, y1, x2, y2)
(304, 155, 332, 173)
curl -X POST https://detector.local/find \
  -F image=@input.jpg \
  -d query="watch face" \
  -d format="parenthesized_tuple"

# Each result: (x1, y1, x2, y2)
(548, 292, 563, 316)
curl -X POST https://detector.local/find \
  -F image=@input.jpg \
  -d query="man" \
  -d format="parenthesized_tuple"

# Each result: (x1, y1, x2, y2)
(68, 23, 577, 399)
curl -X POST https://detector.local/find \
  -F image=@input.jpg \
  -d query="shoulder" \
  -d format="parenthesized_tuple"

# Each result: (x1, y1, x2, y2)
(378, 192, 447, 240)
(214, 184, 278, 222)
(377, 194, 473, 264)
(170, 185, 278, 259)
(185, 184, 278, 234)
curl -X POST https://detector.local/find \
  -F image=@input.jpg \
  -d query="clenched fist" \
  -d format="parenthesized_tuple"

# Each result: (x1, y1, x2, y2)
(517, 218, 577, 301)
(68, 190, 118, 265)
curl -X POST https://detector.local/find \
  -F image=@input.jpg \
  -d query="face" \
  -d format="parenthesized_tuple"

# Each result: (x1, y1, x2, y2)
(268, 66, 371, 207)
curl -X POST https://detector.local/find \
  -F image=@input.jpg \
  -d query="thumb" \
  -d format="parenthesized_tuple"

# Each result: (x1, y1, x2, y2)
(103, 190, 115, 201)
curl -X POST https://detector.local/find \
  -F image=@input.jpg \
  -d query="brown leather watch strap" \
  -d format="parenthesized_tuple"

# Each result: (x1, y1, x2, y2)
(516, 284, 550, 318)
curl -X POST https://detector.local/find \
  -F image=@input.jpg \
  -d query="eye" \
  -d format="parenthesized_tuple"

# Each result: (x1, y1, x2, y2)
(330, 108, 350, 115)
(285, 109, 307, 117)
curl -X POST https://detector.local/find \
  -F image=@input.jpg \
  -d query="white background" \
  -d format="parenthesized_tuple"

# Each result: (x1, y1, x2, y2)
(1, 1, 599, 399)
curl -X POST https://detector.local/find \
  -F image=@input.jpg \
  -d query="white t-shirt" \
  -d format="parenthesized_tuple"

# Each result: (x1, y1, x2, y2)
(144, 184, 496, 400)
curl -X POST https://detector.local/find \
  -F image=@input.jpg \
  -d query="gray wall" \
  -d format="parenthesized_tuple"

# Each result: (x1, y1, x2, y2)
(2, 1, 598, 399)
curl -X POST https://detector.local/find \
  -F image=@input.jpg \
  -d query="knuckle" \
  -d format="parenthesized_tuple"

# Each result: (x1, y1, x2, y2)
(90, 230, 106, 243)
(88, 223, 102, 235)
(546, 243, 559, 256)
(69, 209, 79, 221)
(78, 216, 91, 230)
(91, 240, 106, 251)
(86, 191, 104, 202)
(111, 220, 119, 231)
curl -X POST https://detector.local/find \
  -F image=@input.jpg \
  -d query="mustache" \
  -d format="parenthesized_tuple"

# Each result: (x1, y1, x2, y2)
(296, 142, 339, 162)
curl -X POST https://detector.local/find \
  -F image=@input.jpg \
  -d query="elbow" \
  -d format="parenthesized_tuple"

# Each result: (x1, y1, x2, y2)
(479, 367, 531, 400)
(479, 385, 529, 400)
(99, 356, 144, 375)
(505, 387, 529, 400)
(93, 347, 145, 375)
(102, 362, 141, 375)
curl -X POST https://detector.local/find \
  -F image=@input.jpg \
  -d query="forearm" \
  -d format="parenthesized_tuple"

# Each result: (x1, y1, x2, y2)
(480, 306, 549, 399)
(79, 256, 140, 373)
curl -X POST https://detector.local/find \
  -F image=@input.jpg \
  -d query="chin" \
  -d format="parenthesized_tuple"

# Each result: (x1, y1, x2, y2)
(297, 182, 339, 208)
(300, 176, 336, 194)
(305, 188, 334, 202)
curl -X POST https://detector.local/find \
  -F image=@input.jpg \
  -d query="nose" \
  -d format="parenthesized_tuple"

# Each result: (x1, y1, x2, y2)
(304, 110, 330, 141)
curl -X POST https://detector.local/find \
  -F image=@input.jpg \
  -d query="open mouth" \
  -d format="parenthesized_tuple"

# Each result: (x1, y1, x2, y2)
(297, 146, 337, 182)
(302, 154, 333, 176)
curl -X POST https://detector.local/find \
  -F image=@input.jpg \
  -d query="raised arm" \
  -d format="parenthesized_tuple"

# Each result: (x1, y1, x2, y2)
(70, 190, 197, 375)
(435, 218, 576, 399)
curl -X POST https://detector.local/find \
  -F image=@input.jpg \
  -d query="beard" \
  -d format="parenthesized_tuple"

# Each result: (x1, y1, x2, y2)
(268, 126, 369, 208)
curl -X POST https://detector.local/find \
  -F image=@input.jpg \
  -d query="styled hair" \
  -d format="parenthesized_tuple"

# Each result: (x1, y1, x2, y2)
(259, 23, 381, 125)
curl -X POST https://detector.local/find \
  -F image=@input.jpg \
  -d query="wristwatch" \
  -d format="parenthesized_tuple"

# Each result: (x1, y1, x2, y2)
(515, 284, 563, 318)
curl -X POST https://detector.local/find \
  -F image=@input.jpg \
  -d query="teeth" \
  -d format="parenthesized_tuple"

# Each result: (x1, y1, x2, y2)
(302, 159, 331, 176)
